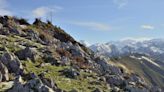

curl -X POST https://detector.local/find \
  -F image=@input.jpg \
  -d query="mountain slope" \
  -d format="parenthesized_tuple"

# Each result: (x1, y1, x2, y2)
(90, 40, 164, 90)
(110, 54, 164, 88)
(0, 16, 162, 92)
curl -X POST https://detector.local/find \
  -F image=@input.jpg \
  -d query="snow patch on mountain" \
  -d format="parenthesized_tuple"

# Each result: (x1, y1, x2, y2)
(130, 55, 161, 68)
(141, 56, 161, 68)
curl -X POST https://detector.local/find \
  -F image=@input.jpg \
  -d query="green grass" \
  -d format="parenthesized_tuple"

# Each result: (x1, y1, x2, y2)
(23, 60, 110, 92)
(0, 34, 44, 53)
(0, 29, 110, 91)
(111, 56, 164, 88)
(142, 63, 164, 88)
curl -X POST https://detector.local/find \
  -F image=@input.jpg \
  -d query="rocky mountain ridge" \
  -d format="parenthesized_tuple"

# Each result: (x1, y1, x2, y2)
(0, 16, 162, 92)
(109, 54, 164, 89)
(90, 39, 164, 63)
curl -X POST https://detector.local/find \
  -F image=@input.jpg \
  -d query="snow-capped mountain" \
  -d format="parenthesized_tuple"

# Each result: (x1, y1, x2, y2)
(90, 38, 164, 62)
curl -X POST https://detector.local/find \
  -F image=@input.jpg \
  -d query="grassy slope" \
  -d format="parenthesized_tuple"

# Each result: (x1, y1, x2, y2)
(111, 57, 164, 88)
(23, 61, 109, 91)
(0, 34, 110, 92)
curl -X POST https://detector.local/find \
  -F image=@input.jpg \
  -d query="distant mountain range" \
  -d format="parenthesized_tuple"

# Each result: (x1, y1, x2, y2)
(90, 38, 164, 63)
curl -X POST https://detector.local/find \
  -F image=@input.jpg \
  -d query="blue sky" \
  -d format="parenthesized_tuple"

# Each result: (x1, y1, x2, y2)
(0, 0, 164, 44)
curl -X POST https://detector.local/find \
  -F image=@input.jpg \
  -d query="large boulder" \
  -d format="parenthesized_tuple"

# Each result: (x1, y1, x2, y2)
(9, 27, 22, 35)
(0, 16, 7, 26)
(0, 52, 23, 75)
(43, 56, 60, 66)
(59, 68, 80, 79)
(7, 82, 28, 92)
(25, 78, 53, 92)
(25, 30, 39, 40)
(39, 73, 58, 90)
(106, 75, 124, 87)
(15, 47, 39, 61)
(25, 30, 46, 44)
(69, 44, 85, 57)
(94, 57, 111, 75)
(61, 56, 70, 65)
(8, 77, 55, 92)
(109, 65, 122, 75)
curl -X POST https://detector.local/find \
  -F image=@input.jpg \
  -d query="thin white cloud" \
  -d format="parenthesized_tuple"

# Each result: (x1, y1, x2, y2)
(71, 21, 111, 31)
(0, 0, 12, 15)
(32, 6, 62, 18)
(141, 25, 155, 30)
(113, 0, 128, 9)
(0, 9, 12, 15)
(121, 37, 152, 42)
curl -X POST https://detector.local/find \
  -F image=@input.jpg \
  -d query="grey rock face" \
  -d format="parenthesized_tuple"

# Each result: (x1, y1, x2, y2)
(69, 44, 85, 57)
(61, 56, 70, 65)
(109, 65, 122, 75)
(26, 30, 39, 40)
(9, 28, 22, 35)
(106, 75, 124, 87)
(39, 73, 58, 91)
(15, 47, 39, 61)
(25, 30, 47, 44)
(94, 57, 111, 75)
(0, 52, 23, 74)
(43, 55, 60, 66)
(8, 78, 54, 92)
(60, 68, 80, 79)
